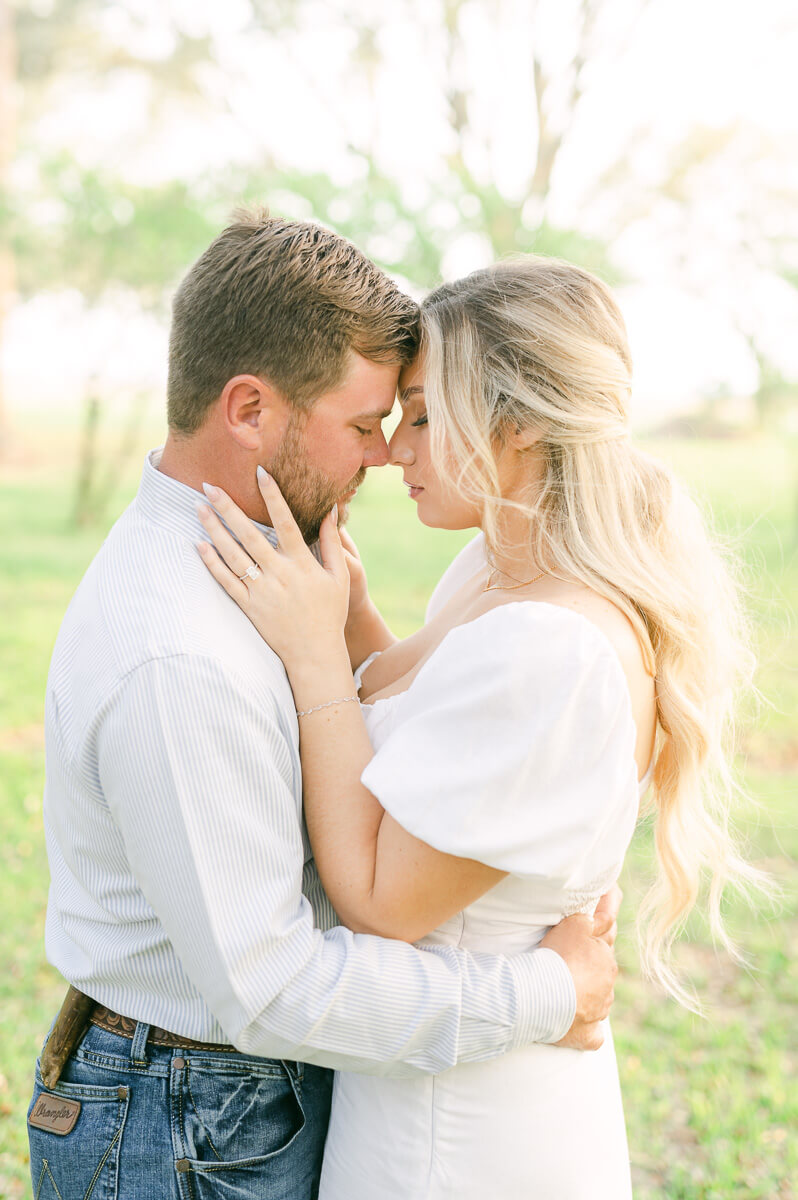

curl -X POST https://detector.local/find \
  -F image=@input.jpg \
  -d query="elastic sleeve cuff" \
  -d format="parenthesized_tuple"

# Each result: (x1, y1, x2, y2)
(353, 650, 381, 693)
(508, 947, 577, 1046)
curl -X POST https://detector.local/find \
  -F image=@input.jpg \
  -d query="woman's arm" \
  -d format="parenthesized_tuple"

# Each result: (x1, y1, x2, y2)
(289, 649, 506, 940)
(197, 474, 505, 941)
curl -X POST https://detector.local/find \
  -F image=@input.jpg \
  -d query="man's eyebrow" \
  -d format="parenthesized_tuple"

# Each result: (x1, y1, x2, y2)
(351, 405, 395, 421)
(400, 386, 425, 403)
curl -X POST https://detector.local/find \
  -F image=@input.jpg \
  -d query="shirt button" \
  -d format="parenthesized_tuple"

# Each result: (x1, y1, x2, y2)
(173, 1057, 185, 1070)
(176, 1159, 190, 1173)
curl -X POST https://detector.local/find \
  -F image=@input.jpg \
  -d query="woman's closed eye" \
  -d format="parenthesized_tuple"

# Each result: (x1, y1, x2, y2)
(411, 413, 428, 428)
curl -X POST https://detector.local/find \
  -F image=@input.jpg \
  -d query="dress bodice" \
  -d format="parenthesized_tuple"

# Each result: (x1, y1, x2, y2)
(322, 599, 638, 1200)
(357, 602, 644, 957)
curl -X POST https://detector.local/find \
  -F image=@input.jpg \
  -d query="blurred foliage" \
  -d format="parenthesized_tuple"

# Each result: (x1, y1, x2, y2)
(4, 0, 797, 313)
(5, 0, 226, 308)
(238, 165, 621, 291)
(14, 0, 212, 101)
(750, 345, 798, 432)
(7, 156, 222, 308)
(4, 0, 630, 310)
(14, 0, 103, 83)
(2, 0, 798, 516)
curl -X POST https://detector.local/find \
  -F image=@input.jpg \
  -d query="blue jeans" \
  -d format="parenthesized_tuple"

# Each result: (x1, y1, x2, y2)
(27, 1020, 333, 1199)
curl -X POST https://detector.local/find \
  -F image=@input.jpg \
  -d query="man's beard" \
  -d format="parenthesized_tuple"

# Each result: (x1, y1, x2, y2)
(267, 415, 365, 544)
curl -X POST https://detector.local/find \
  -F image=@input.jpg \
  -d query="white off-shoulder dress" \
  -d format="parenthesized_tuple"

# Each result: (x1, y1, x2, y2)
(319, 600, 643, 1200)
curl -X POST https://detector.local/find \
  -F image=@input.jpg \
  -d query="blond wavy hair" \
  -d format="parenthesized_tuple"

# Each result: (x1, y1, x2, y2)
(420, 256, 769, 1005)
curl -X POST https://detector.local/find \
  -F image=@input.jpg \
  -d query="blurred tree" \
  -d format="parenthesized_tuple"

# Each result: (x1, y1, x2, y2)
(251, 0, 635, 285)
(639, 123, 798, 436)
(5, 0, 797, 515)
(0, 0, 16, 455)
(749, 345, 798, 432)
(4, 0, 639, 478)
(1, 0, 228, 511)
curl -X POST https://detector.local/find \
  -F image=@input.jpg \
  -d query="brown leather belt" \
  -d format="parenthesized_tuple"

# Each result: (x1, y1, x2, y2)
(90, 1005, 237, 1052)
(39, 984, 240, 1090)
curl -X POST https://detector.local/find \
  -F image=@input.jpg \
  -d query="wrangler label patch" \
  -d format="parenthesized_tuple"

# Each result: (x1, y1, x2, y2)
(28, 1093, 81, 1135)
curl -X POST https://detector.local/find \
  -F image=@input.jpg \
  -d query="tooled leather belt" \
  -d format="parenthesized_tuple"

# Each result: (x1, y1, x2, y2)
(90, 1005, 238, 1052)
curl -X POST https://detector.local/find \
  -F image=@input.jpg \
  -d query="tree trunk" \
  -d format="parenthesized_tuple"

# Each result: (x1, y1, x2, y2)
(0, 0, 17, 458)
(72, 391, 101, 527)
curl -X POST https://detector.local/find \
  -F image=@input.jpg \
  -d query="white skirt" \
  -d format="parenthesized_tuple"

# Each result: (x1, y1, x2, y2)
(319, 1021, 632, 1200)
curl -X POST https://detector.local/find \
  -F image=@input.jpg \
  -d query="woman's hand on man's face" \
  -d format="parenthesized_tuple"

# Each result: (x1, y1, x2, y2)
(196, 467, 350, 668)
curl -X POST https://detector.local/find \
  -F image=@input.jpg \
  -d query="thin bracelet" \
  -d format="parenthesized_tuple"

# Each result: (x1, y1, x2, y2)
(296, 695, 359, 718)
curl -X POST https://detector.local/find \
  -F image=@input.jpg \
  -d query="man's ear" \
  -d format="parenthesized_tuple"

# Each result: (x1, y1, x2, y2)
(221, 375, 288, 451)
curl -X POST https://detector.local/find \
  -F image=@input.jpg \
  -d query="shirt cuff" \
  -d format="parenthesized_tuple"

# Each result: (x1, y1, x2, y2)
(508, 947, 576, 1046)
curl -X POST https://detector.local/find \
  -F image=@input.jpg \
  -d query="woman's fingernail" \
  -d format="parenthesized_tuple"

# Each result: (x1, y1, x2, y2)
(202, 482, 220, 500)
(257, 466, 270, 484)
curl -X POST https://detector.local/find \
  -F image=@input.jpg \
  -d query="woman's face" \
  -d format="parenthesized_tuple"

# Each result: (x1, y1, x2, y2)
(388, 357, 484, 531)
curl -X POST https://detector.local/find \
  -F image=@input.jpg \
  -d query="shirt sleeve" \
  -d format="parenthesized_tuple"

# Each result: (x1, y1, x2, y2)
(361, 603, 639, 889)
(97, 652, 576, 1076)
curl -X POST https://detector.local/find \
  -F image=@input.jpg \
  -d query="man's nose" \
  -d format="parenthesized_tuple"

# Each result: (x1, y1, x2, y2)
(363, 432, 390, 468)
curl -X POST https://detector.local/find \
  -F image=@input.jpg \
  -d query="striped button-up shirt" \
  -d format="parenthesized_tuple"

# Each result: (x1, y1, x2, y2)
(42, 448, 575, 1076)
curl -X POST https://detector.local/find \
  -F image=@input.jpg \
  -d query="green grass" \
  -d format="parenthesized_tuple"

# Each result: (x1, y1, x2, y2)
(1, 437, 796, 1198)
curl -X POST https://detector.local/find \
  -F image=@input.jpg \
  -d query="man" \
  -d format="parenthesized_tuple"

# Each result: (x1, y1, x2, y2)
(28, 209, 620, 1200)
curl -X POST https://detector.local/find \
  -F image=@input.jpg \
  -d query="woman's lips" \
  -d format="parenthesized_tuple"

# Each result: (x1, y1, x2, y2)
(405, 482, 424, 499)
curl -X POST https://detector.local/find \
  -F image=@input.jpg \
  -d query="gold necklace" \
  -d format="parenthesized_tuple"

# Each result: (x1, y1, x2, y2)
(483, 567, 546, 593)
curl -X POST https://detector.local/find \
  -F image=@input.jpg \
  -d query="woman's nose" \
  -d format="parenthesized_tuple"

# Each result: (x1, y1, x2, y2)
(389, 437, 414, 467)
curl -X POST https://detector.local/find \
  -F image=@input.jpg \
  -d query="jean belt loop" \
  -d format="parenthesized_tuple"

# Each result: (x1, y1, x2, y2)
(130, 1020, 151, 1067)
(281, 1060, 302, 1105)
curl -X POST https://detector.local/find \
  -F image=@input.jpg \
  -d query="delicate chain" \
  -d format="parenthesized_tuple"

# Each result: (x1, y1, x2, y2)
(296, 695, 359, 718)
(483, 568, 546, 593)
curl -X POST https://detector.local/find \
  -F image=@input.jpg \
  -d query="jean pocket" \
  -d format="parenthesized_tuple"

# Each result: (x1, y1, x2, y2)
(28, 1064, 130, 1200)
(176, 1057, 305, 1184)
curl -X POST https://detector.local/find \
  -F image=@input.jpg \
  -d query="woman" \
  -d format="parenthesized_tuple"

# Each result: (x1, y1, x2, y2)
(197, 256, 762, 1198)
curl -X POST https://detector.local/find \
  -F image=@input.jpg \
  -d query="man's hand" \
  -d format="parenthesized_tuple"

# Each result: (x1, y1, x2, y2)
(540, 913, 619, 1051)
(592, 883, 623, 949)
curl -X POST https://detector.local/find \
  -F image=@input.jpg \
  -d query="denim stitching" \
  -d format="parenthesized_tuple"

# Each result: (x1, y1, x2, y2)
(34, 1074, 130, 1101)
(76, 1041, 289, 1080)
(185, 1070, 224, 1162)
(176, 1063, 306, 1173)
(36, 1160, 65, 1200)
(172, 1061, 194, 1200)
(182, 1059, 289, 1080)
(73, 1049, 169, 1079)
(82, 1124, 123, 1200)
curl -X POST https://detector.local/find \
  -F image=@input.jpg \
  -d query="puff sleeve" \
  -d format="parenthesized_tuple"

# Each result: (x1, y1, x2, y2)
(360, 602, 639, 888)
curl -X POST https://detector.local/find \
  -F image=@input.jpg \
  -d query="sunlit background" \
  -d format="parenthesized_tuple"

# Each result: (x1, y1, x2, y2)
(1, 2, 796, 1196)
(4, 0, 798, 448)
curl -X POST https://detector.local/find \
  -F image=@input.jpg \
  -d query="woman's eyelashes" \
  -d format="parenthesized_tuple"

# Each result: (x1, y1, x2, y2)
(411, 413, 428, 428)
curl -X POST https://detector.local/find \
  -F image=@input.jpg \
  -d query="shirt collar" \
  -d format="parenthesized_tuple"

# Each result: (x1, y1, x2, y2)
(135, 448, 280, 549)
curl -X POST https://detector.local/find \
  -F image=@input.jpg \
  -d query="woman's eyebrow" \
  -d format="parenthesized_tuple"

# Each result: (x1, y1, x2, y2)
(400, 386, 425, 403)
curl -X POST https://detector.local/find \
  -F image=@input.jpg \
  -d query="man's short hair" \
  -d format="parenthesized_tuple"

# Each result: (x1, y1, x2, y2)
(167, 207, 420, 434)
